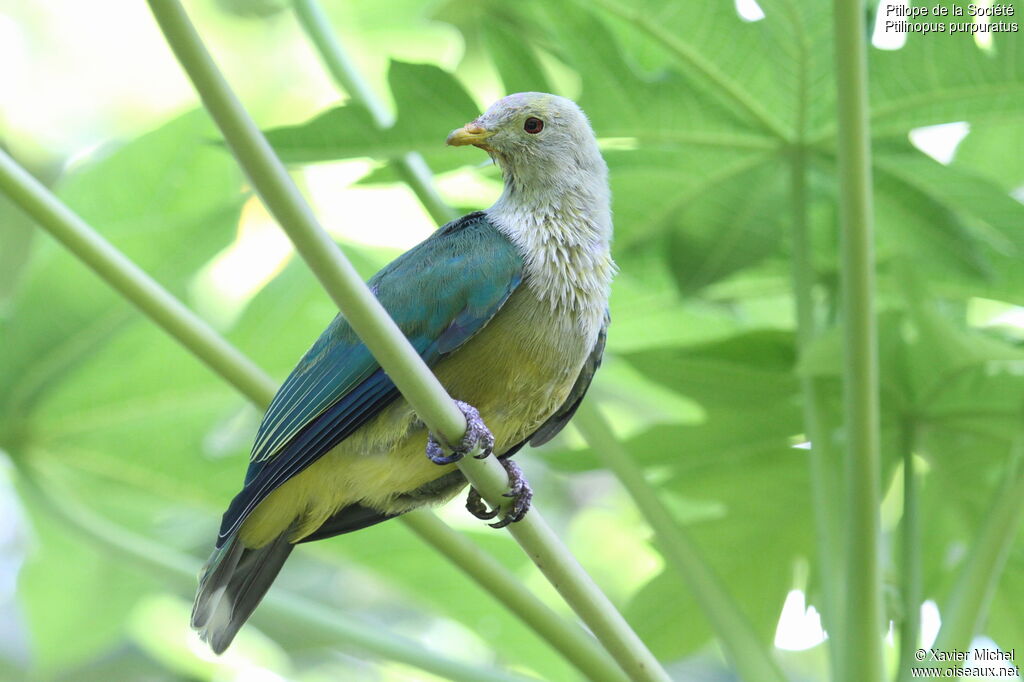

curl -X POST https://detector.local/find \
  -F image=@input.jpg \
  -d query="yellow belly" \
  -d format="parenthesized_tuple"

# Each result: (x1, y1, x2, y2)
(239, 287, 595, 548)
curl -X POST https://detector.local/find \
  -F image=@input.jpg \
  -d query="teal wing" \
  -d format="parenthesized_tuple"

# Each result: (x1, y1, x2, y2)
(217, 212, 523, 545)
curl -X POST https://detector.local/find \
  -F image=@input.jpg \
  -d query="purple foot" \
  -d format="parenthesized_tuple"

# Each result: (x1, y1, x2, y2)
(426, 400, 494, 465)
(467, 458, 533, 529)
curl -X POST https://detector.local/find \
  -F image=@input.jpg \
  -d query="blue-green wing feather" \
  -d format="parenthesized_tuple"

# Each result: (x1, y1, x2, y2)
(217, 213, 522, 545)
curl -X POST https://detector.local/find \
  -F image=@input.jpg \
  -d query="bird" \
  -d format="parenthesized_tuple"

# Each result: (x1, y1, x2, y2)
(191, 92, 615, 653)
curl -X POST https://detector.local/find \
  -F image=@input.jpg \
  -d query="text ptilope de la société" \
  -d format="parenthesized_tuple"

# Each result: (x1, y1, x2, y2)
(884, 3, 1019, 33)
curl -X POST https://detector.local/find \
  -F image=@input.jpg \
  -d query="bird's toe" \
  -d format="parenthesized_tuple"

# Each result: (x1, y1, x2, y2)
(466, 486, 500, 520)
(426, 400, 494, 465)
(426, 435, 463, 465)
(489, 459, 533, 529)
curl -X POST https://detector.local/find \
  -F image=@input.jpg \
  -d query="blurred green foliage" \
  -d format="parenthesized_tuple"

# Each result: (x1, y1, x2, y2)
(1, 0, 1022, 680)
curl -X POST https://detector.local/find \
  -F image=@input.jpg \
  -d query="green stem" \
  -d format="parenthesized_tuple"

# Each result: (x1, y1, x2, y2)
(14, 466, 530, 682)
(393, 152, 457, 224)
(789, 142, 843, 678)
(0, 146, 638, 682)
(932, 447, 1024, 668)
(784, 2, 843, 668)
(573, 404, 788, 682)
(147, 3, 669, 679)
(832, 2, 884, 680)
(291, 0, 457, 226)
(897, 422, 921, 682)
(403, 512, 630, 682)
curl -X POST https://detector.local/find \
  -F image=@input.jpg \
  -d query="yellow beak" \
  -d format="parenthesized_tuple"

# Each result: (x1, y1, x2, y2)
(446, 122, 494, 148)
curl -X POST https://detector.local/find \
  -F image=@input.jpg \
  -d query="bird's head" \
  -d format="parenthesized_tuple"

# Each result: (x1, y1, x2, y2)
(446, 92, 606, 188)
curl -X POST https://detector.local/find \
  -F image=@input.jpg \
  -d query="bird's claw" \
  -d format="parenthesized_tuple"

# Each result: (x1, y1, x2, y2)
(426, 400, 494, 465)
(492, 459, 532, 528)
(466, 458, 533, 529)
(466, 487, 499, 520)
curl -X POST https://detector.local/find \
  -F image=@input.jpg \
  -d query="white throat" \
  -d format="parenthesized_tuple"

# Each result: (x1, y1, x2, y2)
(485, 163, 615, 320)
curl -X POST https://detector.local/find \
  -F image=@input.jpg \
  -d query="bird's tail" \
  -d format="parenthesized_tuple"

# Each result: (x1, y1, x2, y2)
(190, 530, 294, 654)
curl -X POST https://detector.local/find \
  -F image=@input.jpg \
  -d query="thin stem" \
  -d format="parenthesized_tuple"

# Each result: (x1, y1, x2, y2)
(833, 1, 884, 680)
(403, 512, 630, 682)
(393, 152, 458, 225)
(789, 142, 843, 678)
(15, 466, 530, 682)
(932, 446, 1024, 668)
(0, 146, 638, 681)
(291, 0, 457, 226)
(291, 0, 389, 127)
(897, 422, 921, 682)
(573, 404, 788, 682)
(785, 3, 843, 669)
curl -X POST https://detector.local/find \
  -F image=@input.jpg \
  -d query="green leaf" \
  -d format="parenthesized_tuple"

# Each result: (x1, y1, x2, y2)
(606, 149, 780, 250)
(876, 149, 1024, 289)
(0, 193, 37, 312)
(954, 121, 1024, 191)
(987, 557, 1024, 650)
(624, 330, 800, 409)
(265, 61, 479, 164)
(480, 23, 553, 94)
(605, 268, 741, 354)
(17, 488, 153, 676)
(0, 111, 243, 419)
(318, 522, 579, 682)
(865, 1, 1024, 137)
(540, 0, 783, 145)
(667, 160, 786, 294)
(627, 447, 810, 660)
(626, 569, 713, 659)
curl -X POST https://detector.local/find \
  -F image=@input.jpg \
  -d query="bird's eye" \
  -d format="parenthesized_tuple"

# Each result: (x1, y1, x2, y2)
(524, 117, 544, 134)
